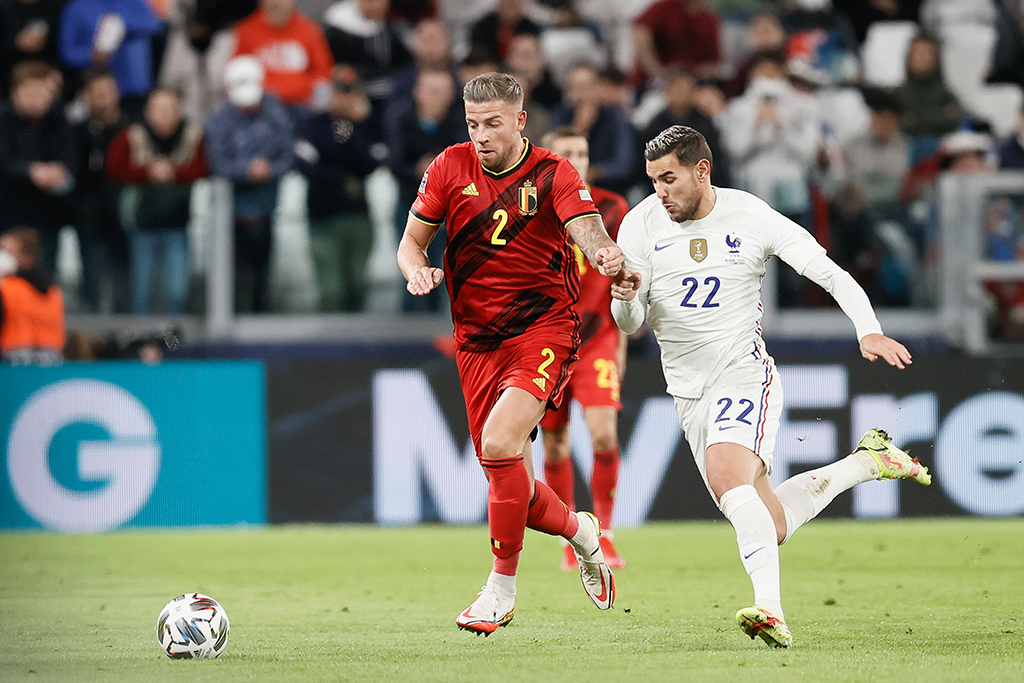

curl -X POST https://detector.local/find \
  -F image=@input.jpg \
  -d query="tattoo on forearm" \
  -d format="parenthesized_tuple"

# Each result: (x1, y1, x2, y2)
(567, 216, 613, 261)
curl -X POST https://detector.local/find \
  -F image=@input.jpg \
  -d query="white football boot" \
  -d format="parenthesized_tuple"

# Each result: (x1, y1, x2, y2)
(568, 511, 615, 610)
(455, 585, 514, 636)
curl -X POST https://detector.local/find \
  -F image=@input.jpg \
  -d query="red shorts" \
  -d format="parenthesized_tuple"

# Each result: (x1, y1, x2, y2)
(456, 333, 577, 456)
(539, 335, 621, 431)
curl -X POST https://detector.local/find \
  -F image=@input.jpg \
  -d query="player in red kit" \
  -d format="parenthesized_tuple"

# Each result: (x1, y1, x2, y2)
(538, 127, 630, 571)
(397, 72, 635, 635)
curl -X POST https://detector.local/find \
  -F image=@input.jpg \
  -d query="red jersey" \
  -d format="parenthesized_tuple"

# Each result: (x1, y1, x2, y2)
(411, 140, 600, 353)
(571, 185, 629, 348)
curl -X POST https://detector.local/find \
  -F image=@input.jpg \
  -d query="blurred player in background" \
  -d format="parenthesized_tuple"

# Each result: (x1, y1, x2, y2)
(539, 127, 629, 571)
(611, 125, 931, 648)
(397, 72, 635, 635)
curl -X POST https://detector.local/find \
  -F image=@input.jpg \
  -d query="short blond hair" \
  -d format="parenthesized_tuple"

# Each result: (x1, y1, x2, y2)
(463, 72, 523, 109)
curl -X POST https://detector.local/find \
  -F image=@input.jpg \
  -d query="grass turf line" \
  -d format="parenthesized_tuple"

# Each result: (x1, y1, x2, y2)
(1, 519, 1021, 683)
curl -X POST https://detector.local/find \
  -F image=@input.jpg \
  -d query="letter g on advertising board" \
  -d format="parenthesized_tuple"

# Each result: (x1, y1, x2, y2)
(7, 379, 160, 533)
(1, 362, 266, 532)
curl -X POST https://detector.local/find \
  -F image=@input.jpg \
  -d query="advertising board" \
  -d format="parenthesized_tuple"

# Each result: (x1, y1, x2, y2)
(1, 362, 266, 532)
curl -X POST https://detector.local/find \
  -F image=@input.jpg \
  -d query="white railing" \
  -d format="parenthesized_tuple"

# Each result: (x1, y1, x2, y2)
(937, 171, 1024, 353)
(64, 171, 1024, 353)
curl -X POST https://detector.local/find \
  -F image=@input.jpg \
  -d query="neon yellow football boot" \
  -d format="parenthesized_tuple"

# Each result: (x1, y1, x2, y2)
(736, 604, 793, 648)
(855, 428, 932, 485)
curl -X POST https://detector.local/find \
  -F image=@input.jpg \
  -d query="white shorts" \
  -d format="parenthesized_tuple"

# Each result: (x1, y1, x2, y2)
(673, 352, 783, 502)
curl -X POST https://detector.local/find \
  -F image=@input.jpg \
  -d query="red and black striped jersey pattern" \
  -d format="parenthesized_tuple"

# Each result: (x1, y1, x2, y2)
(411, 140, 600, 352)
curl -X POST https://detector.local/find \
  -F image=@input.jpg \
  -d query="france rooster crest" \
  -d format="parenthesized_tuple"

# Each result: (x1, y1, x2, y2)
(725, 234, 745, 264)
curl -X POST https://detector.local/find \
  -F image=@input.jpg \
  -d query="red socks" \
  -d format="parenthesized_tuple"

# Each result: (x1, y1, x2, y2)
(481, 456, 531, 576)
(543, 458, 575, 511)
(482, 456, 585, 576)
(527, 480, 579, 538)
(543, 448, 619, 532)
(591, 447, 620, 529)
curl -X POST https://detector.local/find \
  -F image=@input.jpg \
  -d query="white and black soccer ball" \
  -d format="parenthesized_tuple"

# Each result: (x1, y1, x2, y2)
(156, 593, 230, 659)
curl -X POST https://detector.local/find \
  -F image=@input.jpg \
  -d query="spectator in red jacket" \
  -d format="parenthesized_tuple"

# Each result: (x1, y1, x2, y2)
(631, 0, 721, 87)
(234, 0, 334, 115)
(106, 88, 209, 314)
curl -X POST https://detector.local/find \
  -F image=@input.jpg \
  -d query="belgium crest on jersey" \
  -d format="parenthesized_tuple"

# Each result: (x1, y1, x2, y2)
(519, 180, 538, 215)
(690, 238, 708, 262)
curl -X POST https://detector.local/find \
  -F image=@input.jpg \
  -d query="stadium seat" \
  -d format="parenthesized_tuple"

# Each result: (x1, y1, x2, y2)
(816, 87, 870, 144)
(933, 23, 1019, 139)
(860, 21, 918, 88)
(966, 84, 1024, 139)
(718, 17, 752, 82)
(939, 24, 997, 98)
(630, 88, 666, 129)
(540, 27, 605, 87)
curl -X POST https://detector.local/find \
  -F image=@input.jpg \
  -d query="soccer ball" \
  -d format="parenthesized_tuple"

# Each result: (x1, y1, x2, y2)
(156, 593, 230, 659)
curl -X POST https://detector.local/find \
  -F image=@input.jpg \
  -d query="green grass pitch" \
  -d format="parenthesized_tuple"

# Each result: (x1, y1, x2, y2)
(1, 519, 1021, 683)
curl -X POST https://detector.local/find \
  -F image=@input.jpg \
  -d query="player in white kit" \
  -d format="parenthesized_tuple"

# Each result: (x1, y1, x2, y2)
(610, 126, 932, 648)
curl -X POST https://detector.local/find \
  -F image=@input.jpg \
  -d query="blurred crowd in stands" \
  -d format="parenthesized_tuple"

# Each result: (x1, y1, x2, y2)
(1, 0, 1024, 330)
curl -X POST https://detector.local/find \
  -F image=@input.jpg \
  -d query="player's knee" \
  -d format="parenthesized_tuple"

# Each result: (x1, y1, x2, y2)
(707, 475, 731, 502)
(707, 469, 745, 501)
(480, 433, 518, 461)
(544, 440, 571, 462)
(590, 429, 617, 454)
(542, 427, 570, 462)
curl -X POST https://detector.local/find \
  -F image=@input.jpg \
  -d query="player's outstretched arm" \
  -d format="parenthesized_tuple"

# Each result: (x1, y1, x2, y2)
(566, 215, 623, 277)
(860, 333, 913, 369)
(795, 254, 911, 370)
(397, 214, 444, 295)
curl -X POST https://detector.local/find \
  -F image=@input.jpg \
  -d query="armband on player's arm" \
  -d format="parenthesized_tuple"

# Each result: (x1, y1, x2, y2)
(801, 253, 883, 340)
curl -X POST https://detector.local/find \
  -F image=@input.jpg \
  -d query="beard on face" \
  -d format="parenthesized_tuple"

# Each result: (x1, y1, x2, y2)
(477, 140, 517, 171)
(667, 192, 702, 222)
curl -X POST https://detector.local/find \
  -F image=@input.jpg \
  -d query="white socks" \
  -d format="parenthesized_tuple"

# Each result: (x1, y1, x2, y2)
(569, 511, 593, 552)
(719, 484, 783, 617)
(774, 450, 877, 543)
(487, 570, 516, 600)
(716, 452, 878, 619)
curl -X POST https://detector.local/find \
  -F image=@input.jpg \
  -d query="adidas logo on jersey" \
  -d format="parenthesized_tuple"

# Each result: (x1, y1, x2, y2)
(462, 183, 479, 196)
(533, 377, 547, 391)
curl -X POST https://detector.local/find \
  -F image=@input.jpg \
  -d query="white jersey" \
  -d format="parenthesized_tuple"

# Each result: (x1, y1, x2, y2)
(614, 187, 876, 399)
